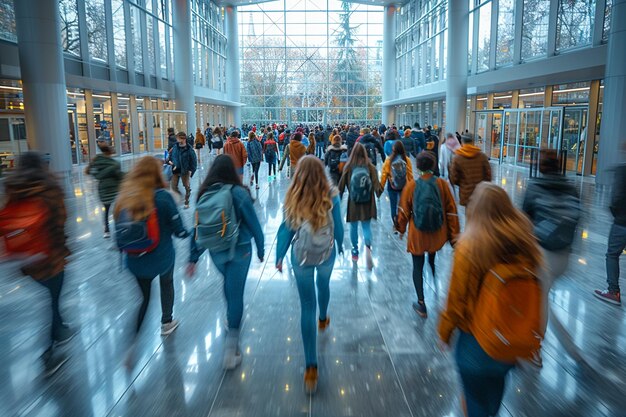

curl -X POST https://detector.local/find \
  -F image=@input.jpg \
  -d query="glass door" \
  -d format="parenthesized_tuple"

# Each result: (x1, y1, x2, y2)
(562, 107, 587, 174)
(502, 111, 519, 165)
(517, 110, 542, 167)
(474, 110, 503, 160)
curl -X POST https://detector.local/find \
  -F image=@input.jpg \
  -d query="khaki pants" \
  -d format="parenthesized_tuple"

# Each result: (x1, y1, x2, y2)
(171, 172, 191, 205)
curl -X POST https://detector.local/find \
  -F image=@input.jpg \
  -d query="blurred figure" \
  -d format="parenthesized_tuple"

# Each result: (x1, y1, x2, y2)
(358, 128, 386, 166)
(397, 152, 459, 318)
(594, 156, 626, 305)
(194, 127, 205, 164)
(246, 131, 263, 190)
(223, 130, 247, 181)
(380, 141, 413, 230)
(167, 127, 177, 152)
(400, 128, 417, 159)
(0, 152, 73, 375)
(324, 134, 348, 186)
(439, 132, 461, 180)
(279, 132, 307, 177)
(338, 143, 383, 268)
(383, 128, 400, 157)
(211, 126, 224, 155)
(114, 157, 190, 363)
(263, 132, 279, 181)
(449, 133, 492, 207)
(85, 141, 124, 238)
(522, 149, 582, 365)
(275, 156, 344, 394)
(438, 183, 543, 417)
(188, 155, 264, 370)
(168, 132, 197, 209)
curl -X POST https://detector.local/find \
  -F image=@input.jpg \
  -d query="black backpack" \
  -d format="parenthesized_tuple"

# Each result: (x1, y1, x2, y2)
(412, 177, 443, 232)
(364, 142, 377, 164)
(532, 193, 581, 250)
(328, 149, 342, 173)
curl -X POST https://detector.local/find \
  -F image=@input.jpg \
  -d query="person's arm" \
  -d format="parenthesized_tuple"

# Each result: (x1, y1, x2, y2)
(406, 157, 414, 182)
(440, 179, 459, 244)
(376, 141, 386, 163)
(324, 149, 330, 166)
(275, 220, 295, 267)
(241, 143, 248, 168)
(483, 155, 492, 182)
(396, 181, 414, 234)
(236, 189, 265, 259)
(331, 194, 344, 253)
(279, 145, 289, 170)
(449, 157, 460, 186)
(371, 164, 383, 197)
(337, 168, 349, 197)
(160, 190, 190, 239)
(190, 147, 198, 177)
(610, 166, 625, 216)
(380, 159, 390, 188)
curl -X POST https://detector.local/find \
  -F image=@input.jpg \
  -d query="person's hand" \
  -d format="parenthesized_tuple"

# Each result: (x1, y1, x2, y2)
(185, 263, 196, 278)
(276, 261, 283, 273)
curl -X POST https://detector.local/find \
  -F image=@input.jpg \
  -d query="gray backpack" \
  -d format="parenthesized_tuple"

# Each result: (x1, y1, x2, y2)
(195, 184, 239, 257)
(293, 213, 334, 266)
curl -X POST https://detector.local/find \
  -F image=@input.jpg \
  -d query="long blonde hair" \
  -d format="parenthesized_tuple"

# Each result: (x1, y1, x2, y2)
(114, 156, 166, 220)
(459, 182, 542, 272)
(284, 156, 335, 230)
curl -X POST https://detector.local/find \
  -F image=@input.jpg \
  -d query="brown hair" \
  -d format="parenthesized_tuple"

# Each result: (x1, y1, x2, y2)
(331, 134, 341, 145)
(389, 140, 407, 162)
(539, 149, 560, 175)
(344, 142, 370, 172)
(114, 156, 167, 221)
(283, 156, 335, 231)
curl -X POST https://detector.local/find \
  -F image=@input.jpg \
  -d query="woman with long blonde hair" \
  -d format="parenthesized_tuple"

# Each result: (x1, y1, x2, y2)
(275, 156, 344, 394)
(114, 156, 189, 343)
(438, 182, 542, 417)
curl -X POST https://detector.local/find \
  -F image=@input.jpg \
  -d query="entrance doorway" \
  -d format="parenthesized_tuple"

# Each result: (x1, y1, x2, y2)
(562, 107, 588, 175)
(137, 110, 187, 152)
(0, 115, 27, 170)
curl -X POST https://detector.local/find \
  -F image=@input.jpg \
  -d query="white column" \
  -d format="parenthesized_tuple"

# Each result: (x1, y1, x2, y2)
(173, 0, 197, 133)
(445, 0, 469, 134)
(13, 0, 71, 177)
(111, 94, 122, 156)
(382, 5, 397, 126)
(597, 0, 626, 186)
(225, 5, 241, 127)
(129, 95, 140, 153)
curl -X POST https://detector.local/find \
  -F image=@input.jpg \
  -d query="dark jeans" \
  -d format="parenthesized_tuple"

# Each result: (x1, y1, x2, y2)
(607, 223, 626, 292)
(387, 183, 400, 225)
(37, 271, 65, 343)
(134, 268, 174, 333)
(316, 143, 325, 158)
(103, 203, 111, 233)
(212, 243, 253, 330)
(251, 162, 261, 185)
(411, 253, 435, 302)
(455, 331, 513, 417)
(268, 162, 277, 176)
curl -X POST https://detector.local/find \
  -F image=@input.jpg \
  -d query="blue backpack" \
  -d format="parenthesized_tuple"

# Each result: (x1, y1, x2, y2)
(349, 166, 372, 204)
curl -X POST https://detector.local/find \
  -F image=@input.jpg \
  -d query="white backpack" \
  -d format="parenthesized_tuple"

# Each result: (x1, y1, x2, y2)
(292, 212, 334, 266)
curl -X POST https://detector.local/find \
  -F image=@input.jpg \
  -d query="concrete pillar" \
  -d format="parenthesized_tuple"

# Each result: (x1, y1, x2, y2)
(382, 5, 397, 126)
(445, 0, 469, 134)
(597, 0, 626, 186)
(225, 5, 241, 127)
(173, 0, 197, 133)
(13, 0, 71, 177)
(111, 94, 122, 156)
(85, 90, 97, 158)
(129, 95, 140, 154)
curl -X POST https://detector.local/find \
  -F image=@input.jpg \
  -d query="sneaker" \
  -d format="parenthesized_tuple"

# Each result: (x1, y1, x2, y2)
(103, 232, 111, 239)
(351, 249, 359, 262)
(365, 246, 373, 271)
(593, 289, 621, 305)
(223, 348, 242, 370)
(318, 317, 330, 331)
(43, 349, 69, 377)
(412, 301, 428, 318)
(183, 204, 190, 210)
(161, 320, 180, 336)
(53, 325, 75, 347)
(255, 184, 260, 190)
(304, 366, 318, 394)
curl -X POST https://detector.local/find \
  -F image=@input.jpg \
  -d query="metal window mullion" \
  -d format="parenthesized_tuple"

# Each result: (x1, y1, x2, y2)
(152, 0, 162, 88)
(140, 9, 150, 85)
(123, 0, 136, 84)
(547, 0, 559, 56)
(471, 7, 479, 74)
(76, 0, 91, 76)
(592, 0, 606, 46)
(490, 0, 498, 70)
(513, 0, 523, 64)
(104, 0, 117, 81)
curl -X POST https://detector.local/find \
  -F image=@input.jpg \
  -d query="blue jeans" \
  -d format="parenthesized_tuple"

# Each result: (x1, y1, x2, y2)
(606, 223, 626, 292)
(455, 332, 514, 417)
(291, 246, 336, 367)
(211, 243, 253, 330)
(387, 183, 400, 224)
(350, 220, 372, 251)
(316, 143, 325, 158)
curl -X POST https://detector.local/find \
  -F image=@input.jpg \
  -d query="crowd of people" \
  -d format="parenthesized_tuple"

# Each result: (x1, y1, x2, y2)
(1, 118, 624, 417)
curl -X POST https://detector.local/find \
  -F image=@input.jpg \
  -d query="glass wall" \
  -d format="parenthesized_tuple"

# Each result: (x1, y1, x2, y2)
(521, 0, 550, 60)
(0, 0, 16, 42)
(191, 0, 226, 92)
(86, 0, 108, 63)
(239, 0, 383, 126)
(556, 0, 596, 52)
(496, 0, 515, 67)
(60, 0, 81, 57)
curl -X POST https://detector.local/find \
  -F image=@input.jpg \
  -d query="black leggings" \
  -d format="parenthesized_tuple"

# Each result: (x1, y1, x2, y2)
(268, 162, 276, 176)
(412, 253, 436, 302)
(103, 203, 111, 233)
(134, 268, 175, 332)
(251, 162, 261, 184)
(37, 271, 65, 343)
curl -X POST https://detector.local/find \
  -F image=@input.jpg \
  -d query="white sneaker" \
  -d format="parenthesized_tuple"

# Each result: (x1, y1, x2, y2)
(223, 349, 242, 370)
(161, 320, 180, 336)
(365, 246, 374, 271)
(103, 232, 111, 239)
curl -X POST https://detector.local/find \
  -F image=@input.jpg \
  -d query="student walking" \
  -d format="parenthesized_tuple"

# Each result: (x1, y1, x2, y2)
(438, 182, 543, 417)
(168, 132, 197, 209)
(449, 133, 491, 207)
(396, 152, 459, 317)
(0, 152, 74, 376)
(85, 141, 124, 237)
(338, 143, 383, 269)
(211, 126, 224, 155)
(194, 127, 206, 164)
(246, 131, 263, 189)
(223, 130, 248, 181)
(380, 141, 413, 229)
(263, 132, 280, 181)
(439, 132, 461, 180)
(188, 155, 265, 370)
(275, 156, 344, 394)
(279, 131, 307, 177)
(114, 157, 190, 365)
(324, 134, 348, 186)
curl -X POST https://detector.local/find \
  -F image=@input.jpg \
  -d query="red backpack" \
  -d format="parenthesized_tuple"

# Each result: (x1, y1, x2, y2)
(0, 199, 51, 257)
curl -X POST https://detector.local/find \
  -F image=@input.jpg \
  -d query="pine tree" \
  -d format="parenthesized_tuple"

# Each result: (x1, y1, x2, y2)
(334, 1, 366, 97)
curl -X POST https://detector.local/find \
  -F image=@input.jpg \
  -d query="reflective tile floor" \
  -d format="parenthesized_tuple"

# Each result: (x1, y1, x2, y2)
(1, 151, 625, 417)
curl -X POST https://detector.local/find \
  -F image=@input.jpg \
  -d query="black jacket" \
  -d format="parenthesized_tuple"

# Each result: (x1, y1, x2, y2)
(167, 134, 177, 151)
(522, 175, 579, 222)
(346, 130, 360, 152)
(611, 164, 626, 226)
(359, 133, 386, 165)
(399, 137, 417, 157)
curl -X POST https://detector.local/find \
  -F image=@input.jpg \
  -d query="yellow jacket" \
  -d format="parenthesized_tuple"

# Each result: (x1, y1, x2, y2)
(380, 155, 414, 188)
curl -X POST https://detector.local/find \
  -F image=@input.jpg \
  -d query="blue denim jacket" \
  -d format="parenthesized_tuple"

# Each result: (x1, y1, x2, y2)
(189, 185, 265, 263)
(275, 194, 344, 265)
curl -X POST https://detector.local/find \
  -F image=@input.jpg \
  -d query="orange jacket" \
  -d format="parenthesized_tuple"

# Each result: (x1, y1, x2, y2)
(396, 174, 459, 255)
(449, 145, 491, 206)
(223, 137, 247, 170)
(380, 155, 414, 188)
